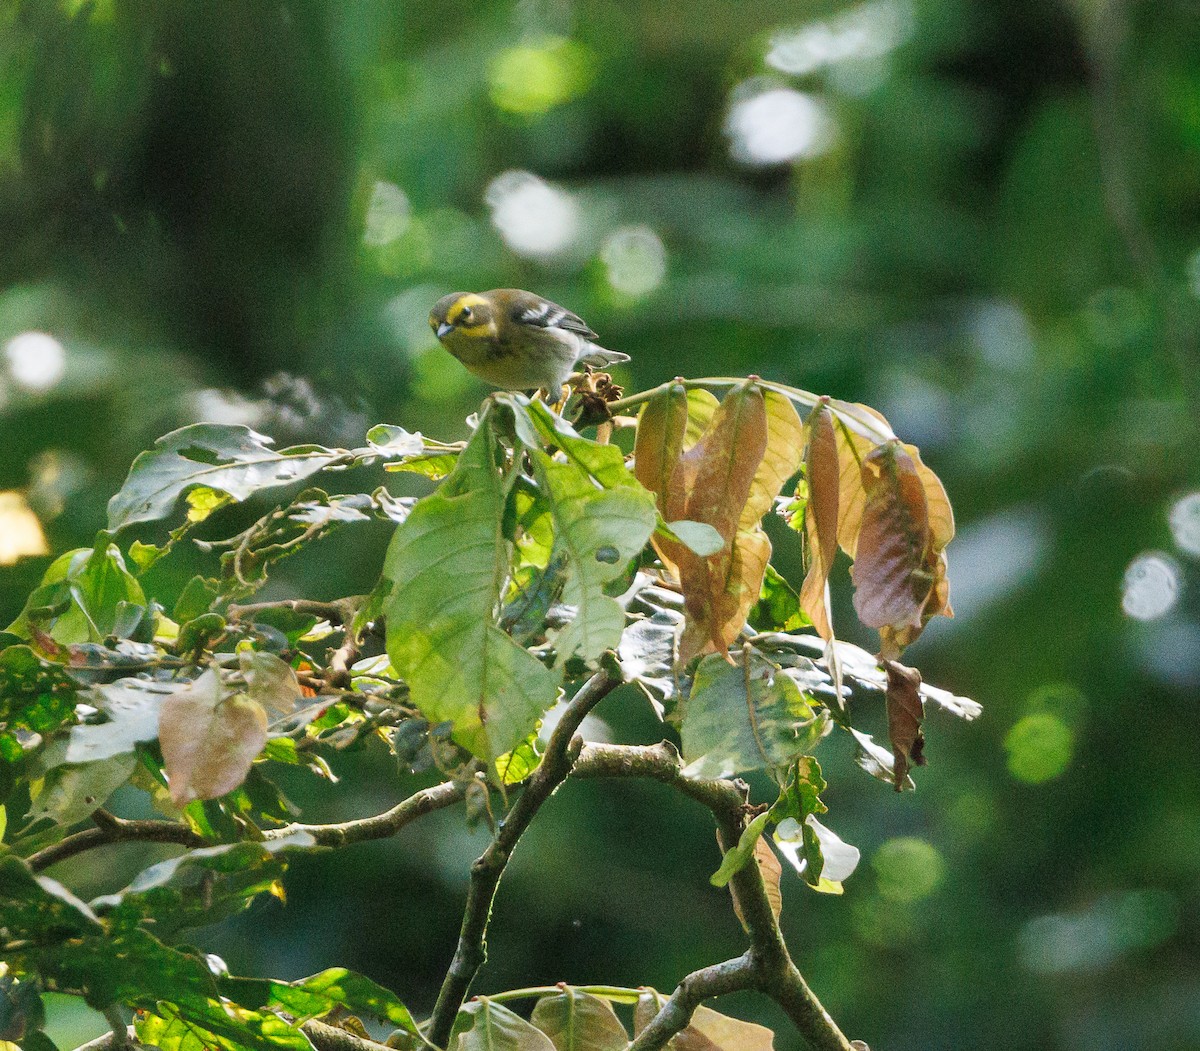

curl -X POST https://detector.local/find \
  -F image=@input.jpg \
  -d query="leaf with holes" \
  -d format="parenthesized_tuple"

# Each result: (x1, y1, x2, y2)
(529, 449, 656, 665)
(384, 412, 557, 765)
(108, 424, 344, 530)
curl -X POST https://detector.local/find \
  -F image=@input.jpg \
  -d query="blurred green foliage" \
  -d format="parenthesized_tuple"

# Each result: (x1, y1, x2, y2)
(2, 0, 1199, 1048)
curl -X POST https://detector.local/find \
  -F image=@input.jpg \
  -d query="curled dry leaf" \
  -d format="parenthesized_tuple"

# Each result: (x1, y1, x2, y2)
(850, 441, 953, 658)
(634, 382, 803, 662)
(798, 401, 839, 641)
(883, 659, 925, 791)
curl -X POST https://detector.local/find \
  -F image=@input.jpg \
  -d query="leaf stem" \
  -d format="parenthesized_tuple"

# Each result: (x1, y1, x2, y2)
(606, 378, 894, 444)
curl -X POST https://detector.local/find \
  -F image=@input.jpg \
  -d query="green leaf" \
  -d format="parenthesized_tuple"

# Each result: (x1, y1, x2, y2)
(107, 424, 344, 531)
(8, 545, 146, 644)
(681, 651, 831, 780)
(749, 563, 808, 632)
(158, 669, 268, 806)
(66, 679, 175, 763)
(0, 855, 103, 940)
(511, 397, 639, 491)
(384, 413, 558, 765)
(530, 988, 629, 1051)
(0, 971, 45, 1042)
(451, 999, 555, 1051)
(230, 969, 418, 1035)
(774, 814, 860, 893)
(529, 449, 656, 665)
(95, 833, 316, 937)
(710, 811, 770, 888)
(129, 540, 168, 574)
(136, 999, 313, 1051)
(27, 751, 137, 827)
(614, 610, 681, 713)
(659, 519, 724, 556)
(496, 733, 543, 784)
(173, 576, 222, 624)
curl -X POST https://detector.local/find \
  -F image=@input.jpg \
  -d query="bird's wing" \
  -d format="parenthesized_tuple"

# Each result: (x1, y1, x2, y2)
(503, 290, 599, 340)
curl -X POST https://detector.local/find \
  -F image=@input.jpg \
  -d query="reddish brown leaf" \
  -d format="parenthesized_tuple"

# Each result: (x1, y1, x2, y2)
(741, 389, 804, 529)
(159, 668, 268, 805)
(679, 528, 771, 662)
(726, 834, 783, 932)
(849, 442, 934, 632)
(884, 659, 925, 791)
(799, 402, 839, 640)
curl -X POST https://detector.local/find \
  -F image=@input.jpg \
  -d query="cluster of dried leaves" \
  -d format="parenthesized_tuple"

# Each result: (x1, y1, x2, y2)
(634, 380, 955, 786)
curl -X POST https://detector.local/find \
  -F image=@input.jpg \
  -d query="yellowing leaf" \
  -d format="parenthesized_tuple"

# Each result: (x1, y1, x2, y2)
(633, 384, 688, 506)
(452, 999, 556, 1051)
(158, 668, 268, 805)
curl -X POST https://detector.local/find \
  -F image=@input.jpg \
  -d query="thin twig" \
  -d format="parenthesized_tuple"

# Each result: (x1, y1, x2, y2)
(227, 598, 360, 624)
(425, 668, 622, 1048)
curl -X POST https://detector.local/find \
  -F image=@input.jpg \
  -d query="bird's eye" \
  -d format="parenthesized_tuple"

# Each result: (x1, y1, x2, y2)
(459, 306, 473, 323)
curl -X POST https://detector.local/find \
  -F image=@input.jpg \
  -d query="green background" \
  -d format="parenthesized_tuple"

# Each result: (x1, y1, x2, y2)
(2, 0, 1199, 1048)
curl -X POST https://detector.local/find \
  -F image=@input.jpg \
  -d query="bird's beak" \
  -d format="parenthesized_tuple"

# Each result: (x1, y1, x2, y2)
(436, 321, 454, 338)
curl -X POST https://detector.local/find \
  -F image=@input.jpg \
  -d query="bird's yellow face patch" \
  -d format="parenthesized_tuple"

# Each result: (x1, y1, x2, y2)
(447, 293, 492, 334)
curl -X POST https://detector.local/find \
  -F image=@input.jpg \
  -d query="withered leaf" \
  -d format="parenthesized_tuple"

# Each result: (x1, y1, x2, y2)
(850, 442, 935, 633)
(633, 384, 689, 507)
(884, 659, 925, 791)
(799, 401, 839, 641)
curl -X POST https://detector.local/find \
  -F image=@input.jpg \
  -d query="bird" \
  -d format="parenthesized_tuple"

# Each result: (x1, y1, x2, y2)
(428, 289, 629, 395)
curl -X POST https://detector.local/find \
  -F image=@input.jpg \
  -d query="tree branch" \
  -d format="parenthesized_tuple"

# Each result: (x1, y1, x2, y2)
(28, 812, 206, 873)
(627, 954, 757, 1051)
(30, 778, 467, 873)
(571, 741, 858, 1051)
(264, 778, 468, 847)
(425, 668, 622, 1048)
(70, 1019, 400, 1051)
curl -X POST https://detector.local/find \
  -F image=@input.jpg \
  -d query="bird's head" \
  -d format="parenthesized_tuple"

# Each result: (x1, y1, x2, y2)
(429, 292, 496, 342)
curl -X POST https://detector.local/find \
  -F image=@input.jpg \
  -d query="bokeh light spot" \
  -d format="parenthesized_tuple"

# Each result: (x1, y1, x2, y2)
(488, 37, 595, 116)
(486, 171, 580, 259)
(766, 0, 912, 76)
(600, 225, 667, 298)
(5, 331, 66, 392)
(1121, 551, 1181, 621)
(871, 837, 944, 903)
(1169, 491, 1200, 557)
(1004, 713, 1073, 783)
(363, 181, 410, 246)
(0, 491, 49, 565)
(725, 83, 834, 166)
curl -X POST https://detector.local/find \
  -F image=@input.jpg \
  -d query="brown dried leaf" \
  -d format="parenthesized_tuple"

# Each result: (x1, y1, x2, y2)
(850, 442, 934, 632)
(159, 668, 267, 805)
(884, 658, 925, 791)
(799, 402, 840, 640)
(634, 993, 775, 1051)
(741, 389, 804, 529)
(904, 442, 955, 550)
(679, 527, 771, 662)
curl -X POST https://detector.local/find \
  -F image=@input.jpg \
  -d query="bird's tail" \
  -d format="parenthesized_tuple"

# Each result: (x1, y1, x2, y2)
(578, 343, 630, 369)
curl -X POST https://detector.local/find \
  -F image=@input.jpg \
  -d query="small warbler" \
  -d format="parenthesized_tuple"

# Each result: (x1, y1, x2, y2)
(429, 289, 629, 394)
